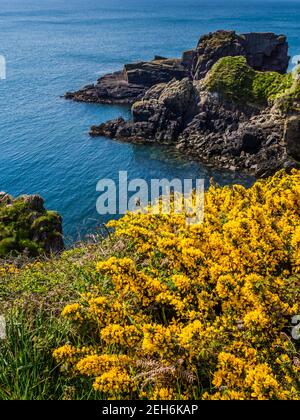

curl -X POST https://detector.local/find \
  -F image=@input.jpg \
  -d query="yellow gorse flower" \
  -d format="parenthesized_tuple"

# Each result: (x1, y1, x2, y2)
(93, 368, 134, 394)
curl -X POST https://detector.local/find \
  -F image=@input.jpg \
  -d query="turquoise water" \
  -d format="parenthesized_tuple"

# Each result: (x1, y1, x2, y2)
(0, 0, 299, 242)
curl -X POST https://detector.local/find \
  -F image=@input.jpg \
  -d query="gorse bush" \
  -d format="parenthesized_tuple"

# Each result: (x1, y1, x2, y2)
(53, 170, 300, 400)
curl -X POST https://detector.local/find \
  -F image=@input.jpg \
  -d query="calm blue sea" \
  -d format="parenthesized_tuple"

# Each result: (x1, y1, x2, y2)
(0, 0, 299, 242)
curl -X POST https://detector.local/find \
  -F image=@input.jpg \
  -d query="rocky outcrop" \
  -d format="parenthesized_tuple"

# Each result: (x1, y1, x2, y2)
(242, 33, 289, 73)
(66, 58, 189, 105)
(176, 97, 292, 178)
(89, 54, 300, 178)
(0, 193, 64, 258)
(191, 31, 289, 80)
(90, 78, 199, 143)
(66, 30, 289, 105)
(69, 30, 299, 177)
(65, 71, 146, 104)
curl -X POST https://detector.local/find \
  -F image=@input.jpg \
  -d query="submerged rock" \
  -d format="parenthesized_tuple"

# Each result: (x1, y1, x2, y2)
(0, 194, 64, 258)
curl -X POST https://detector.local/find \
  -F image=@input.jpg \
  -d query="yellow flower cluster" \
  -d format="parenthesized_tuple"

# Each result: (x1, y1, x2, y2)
(0, 264, 20, 276)
(76, 354, 130, 377)
(100, 324, 141, 347)
(93, 368, 134, 394)
(152, 387, 176, 400)
(54, 170, 300, 400)
(61, 303, 83, 322)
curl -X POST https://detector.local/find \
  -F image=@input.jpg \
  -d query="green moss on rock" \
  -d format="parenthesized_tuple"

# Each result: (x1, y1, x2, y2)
(0, 237, 18, 257)
(203, 56, 255, 102)
(203, 56, 294, 108)
(0, 194, 63, 258)
(275, 67, 300, 113)
(199, 30, 240, 50)
(252, 71, 293, 102)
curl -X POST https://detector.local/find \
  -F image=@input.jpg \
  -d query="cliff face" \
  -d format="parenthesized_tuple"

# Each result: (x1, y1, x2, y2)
(0, 193, 64, 258)
(66, 30, 289, 105)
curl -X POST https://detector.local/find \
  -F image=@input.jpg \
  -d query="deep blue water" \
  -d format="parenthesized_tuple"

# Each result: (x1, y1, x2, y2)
(0, 0, 299, 242)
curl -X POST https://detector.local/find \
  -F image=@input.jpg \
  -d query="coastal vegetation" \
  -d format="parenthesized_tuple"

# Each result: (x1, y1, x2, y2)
(0, 194, 63, 258)
(203, 56, 297, 107)
(0, 170, 299, 400)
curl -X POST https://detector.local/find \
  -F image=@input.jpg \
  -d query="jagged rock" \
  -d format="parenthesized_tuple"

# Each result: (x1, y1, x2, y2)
(242, 33, 289, 73)
(90, 117, 130, 138)
(192, 31, 246, 80)
(20, 194, 45, 212)
(177, 99, 290, 177)
(90, 78, 199, 144)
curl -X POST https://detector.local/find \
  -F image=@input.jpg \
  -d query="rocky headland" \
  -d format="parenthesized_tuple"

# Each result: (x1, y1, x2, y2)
(67, 30, 300, 177)
(0, 193, 64, 258)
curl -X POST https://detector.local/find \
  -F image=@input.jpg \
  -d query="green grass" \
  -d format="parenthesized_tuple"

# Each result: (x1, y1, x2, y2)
(0, 309, 69, 400)
(0, 308, 109, 400)
(0, 237, 129, 400)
